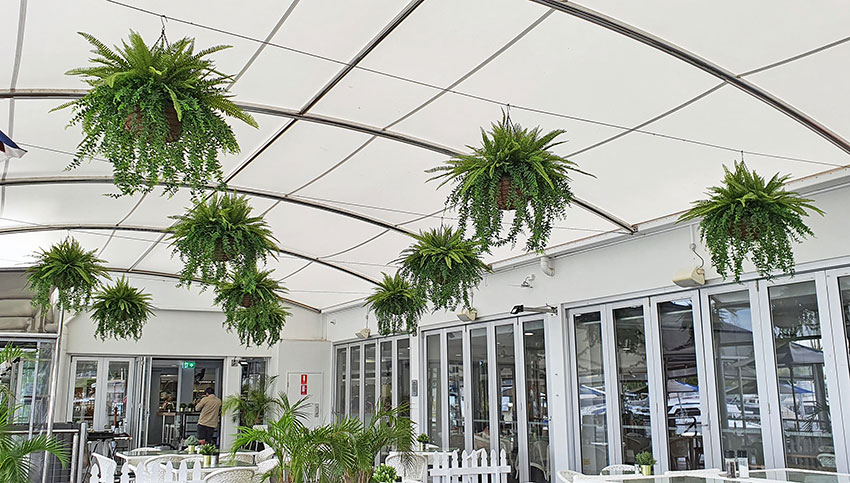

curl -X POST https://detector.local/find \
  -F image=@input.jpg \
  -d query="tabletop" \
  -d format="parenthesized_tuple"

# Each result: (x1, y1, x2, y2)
(573, 468, 850, 483)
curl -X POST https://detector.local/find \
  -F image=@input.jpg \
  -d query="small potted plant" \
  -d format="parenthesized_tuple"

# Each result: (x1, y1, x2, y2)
(678, 161, 824, 282)
(417, 433, 430, 451)
(27, 237, 110, 316)
(364, 273, 427, 336)
(90, 277, 155, 341)
(373, 464, 398, 483)
(213, 268, 292, 347)
(199, 444, 218, 467)
(635, 451, 656, 476)
(168, 192, 278, 286)
(397, 226, 490, 312)
(184, 436, 199, 454)
(56, 31, 258, 197)
(428, 112, 592, 251)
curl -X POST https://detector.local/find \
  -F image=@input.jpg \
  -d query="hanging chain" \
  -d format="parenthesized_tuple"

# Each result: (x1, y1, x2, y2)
(505, 103, 512, 125)
(156, 15, 170, 48)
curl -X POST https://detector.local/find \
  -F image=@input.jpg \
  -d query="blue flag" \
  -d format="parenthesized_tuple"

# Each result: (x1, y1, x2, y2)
(0, 129, 26, 161)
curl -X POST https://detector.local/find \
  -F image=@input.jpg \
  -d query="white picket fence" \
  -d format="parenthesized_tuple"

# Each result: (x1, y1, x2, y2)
(430, 449, 511, 483)
(90, 461, 203, 483)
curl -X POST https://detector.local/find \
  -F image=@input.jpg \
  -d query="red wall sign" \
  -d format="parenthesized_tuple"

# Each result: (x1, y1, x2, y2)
(301, 374, 307, 384)
(300, 384, 308, 395)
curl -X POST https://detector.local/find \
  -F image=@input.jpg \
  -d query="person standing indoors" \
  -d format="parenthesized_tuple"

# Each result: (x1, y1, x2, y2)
(195, 387, 222, 445)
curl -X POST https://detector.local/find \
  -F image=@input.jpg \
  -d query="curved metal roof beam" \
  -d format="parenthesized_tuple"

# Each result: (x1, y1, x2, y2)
(0, 223, 380, 287)
(0, 175, 416, 236)
(531, 0, 850, 156)
(0, 89, 636, 233)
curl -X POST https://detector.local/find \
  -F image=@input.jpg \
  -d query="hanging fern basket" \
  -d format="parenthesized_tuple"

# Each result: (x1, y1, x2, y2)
(240, 294, 254, 308)
(124, 103, 183, 142)
(213, 236, 234, 262)
(496, 176, 524, 210)
(727, 220, 760, 241)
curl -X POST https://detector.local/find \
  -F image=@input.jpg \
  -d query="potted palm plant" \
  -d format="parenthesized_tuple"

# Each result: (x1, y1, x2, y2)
(334, 404, 415, 483)
(214, 268, 292, 347)
(635, 451, 656, 476)
(373, 464, 398, 483)
(55, 31, 258, 197)
(428, 113, 592, 251)
(168, 192, 278, 286)
(27, 237, 110, 316)
(679, 161, 824, 282)
(364, 273, 427, 336)
(397, 226, 490, 312)
(90, 277, 155, 340)
(223, 375, 281, 427)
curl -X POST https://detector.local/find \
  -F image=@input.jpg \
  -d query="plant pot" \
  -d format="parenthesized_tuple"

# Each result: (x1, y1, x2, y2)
(124, 102, 183, 142)
(727, 220, 760, 241)
(214, 237, 233, 262)
(640, 465, 652, 476)
(202, 455, 212, 467)
(496, 176, 523, 210)
(211, 455, 219, 467)
(419, 442, 425, 451)
(187, 445, 195, 454)
(241, 294, 254, 308)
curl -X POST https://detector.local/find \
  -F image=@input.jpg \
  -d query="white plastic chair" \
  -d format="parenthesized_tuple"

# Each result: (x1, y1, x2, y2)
(557, 470, 584, 483)
(204, 467, 256, 482)
(143, 454, 189, 474)
(817, 453, 836, 468)
(600, 464, 639, 476)
(256, 447, 275, 462)
(92, 453, 117, 483)
(385, 453, 428, 483)
(221, 453, 256, 464)
(252, 459, 280, 483)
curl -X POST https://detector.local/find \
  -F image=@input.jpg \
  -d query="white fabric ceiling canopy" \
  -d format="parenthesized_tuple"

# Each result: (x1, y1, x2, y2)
(1, 0, 848, 311)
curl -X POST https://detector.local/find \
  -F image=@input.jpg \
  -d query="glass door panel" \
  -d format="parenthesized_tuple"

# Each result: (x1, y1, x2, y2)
(380, 341, 393, 409)
(496, 324, 519, 483)
(613, 305, 651, 465)
(470, 327, 490, 450)
(349, 346, 361, 419)
(709, 290, 764, 467)
(105, 360, 130, 432)
(426, 333, 442, 445)
(658, 299, 705, 470)
(523, 320, 549, 483)
(72, 360, 98, 427)
(335, 347, 346, 419)
(364, 343, 376, 423)
(397, 339, 410, 416)
(574, 311, 608, 474)
(768, 281, 835, 471)
(447, 331, 465, 451)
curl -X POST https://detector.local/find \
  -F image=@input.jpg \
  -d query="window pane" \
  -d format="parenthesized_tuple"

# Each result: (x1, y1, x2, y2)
(349, 346, 361, 419)
(397, 339, 410, 417)
(364, 343, 376, 423)
(471, 328, 490, 451)
(380, 341, 393, 410)
(447, 331, 464, 451)
(658, 299, 704, 470)
(72, 360, 98, 426)
(710, 291, 764, 468)
(524, 320, 549, 483)
(335, 347, 346, 419)
(614, 306, 651, 465)
(769, 282, 835, 471)
(426, 334, 442, 445)
(575, 312, 608, 474)
(105, 361, 130, 432)
(496, 324, 518, 483)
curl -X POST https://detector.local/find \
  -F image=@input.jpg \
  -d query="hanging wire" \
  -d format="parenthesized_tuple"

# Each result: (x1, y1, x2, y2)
(156, 15, 170, 47)
(505, 103, 512, 126)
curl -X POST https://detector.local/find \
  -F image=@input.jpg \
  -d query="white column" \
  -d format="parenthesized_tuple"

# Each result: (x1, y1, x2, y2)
(546, 309, 570, 474)
(220, 357, 241, 450)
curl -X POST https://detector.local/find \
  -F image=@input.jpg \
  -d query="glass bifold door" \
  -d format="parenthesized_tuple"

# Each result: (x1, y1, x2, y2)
(68, 357, 134, 433)
(423, 317, 549, 483)
(568, 274, 850, 474)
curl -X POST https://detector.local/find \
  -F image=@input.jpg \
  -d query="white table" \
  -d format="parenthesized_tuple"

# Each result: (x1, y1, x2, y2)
(571, 468, 850, 483)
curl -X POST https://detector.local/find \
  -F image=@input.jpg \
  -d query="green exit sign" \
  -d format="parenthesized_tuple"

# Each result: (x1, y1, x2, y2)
(182, 361, 195, 369)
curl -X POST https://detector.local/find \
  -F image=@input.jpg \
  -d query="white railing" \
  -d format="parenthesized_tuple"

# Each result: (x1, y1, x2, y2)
(430, 449, 511, 483)
(89, 461, 203, 483)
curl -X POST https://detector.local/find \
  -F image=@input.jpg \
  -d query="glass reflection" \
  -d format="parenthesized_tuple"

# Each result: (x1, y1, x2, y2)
(769, 282, 835, 471)
(710, 291, 763, 467)
(364, 344, 376, 424)
(524, 321, 549, 483)
(447, 331, 464, 450)
(72, 360, 98, 426)
(470, 328, 490, 451)
(335, 347, 346, 420)
(105, 361, 129, 431)
(613, 306, 651, 465)
(349, 346, 361, 419)
(658, 299, 704, 470)
(380, 341, 392, 409)
(496, 325, 519, 483)
(575, 311, 607, 474)
(397, 339, 410, 417)
(427, 334, 442, 445)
